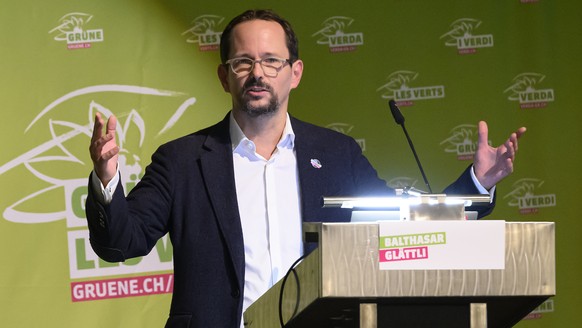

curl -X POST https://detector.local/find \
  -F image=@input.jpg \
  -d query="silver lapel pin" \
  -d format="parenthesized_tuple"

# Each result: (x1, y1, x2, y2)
(310, 158, 322, 169)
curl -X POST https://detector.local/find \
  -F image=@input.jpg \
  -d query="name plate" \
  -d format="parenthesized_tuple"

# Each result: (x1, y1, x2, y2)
(378, 220, 505, 270)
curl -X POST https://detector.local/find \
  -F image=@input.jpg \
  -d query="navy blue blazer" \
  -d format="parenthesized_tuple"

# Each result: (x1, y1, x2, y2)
(85, 113, 493, 328)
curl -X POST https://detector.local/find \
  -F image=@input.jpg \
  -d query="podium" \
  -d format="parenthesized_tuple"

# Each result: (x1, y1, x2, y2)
(243, 221, 555, 328)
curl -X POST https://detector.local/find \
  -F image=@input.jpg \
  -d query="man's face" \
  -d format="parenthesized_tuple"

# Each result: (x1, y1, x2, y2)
(218, 20, 302, 117)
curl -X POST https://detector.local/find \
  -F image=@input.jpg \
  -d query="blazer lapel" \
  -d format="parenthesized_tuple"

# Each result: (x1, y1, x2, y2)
(199, 115, 245, 287)
(292, 118, 328, 223)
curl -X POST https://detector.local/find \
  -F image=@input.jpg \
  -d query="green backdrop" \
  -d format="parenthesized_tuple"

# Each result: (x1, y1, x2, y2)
(1, 0, 580, 327)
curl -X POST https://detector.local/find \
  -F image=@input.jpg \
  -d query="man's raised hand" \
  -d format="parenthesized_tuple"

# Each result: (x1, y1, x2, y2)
(89, 113, 120, 186)
(474, 121, 527, 190)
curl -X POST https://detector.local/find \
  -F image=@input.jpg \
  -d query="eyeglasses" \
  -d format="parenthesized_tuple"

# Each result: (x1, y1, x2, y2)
(225, 57, 291, 78)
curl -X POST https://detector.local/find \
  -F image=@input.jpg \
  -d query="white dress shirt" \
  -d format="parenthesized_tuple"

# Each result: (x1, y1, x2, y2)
(228, 113, 303, 315)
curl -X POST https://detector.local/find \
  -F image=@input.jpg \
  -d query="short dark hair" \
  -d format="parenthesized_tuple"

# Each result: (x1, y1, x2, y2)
(219, 9, 299, 64)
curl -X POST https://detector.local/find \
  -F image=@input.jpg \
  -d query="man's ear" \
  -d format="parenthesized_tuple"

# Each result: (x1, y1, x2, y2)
(290, 59, 304, 89)
(217, 64, 230, 92)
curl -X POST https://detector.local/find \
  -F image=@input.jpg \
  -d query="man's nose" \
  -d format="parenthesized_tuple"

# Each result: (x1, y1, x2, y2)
(250, 61, 264, 78)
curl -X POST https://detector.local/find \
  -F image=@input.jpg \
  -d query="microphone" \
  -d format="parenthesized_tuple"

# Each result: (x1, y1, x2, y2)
(388, 100, 433, 193)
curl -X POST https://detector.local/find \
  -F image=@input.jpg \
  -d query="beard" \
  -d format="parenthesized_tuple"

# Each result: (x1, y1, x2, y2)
(239, 78, 280, 118)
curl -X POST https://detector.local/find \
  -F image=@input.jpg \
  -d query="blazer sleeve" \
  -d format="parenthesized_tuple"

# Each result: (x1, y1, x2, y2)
(443, 165, 495, 219)
(348, 137, 395, 196)
(85, 145, 175, 262)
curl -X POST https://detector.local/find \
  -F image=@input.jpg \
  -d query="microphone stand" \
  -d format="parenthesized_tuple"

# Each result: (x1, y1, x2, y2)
(389, 100, 433, 194)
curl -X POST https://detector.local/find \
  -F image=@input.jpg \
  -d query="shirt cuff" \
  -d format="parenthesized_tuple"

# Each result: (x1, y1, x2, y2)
(470, 165, 495, 203)
(90, 170, 120, 204)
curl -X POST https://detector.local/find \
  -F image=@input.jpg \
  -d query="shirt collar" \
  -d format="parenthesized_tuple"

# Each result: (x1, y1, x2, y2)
(229, 112, 295, 153)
